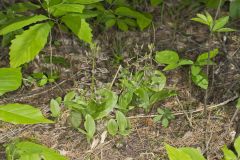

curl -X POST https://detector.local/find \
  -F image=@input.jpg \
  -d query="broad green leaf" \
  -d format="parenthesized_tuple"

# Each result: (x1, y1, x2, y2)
(222, 145, 237, 160)
(118, 91, 133, 111)
(149, 70, 166, 92)
(0, 68, 22, 96)
(116, 111, 128, 134)
(64, 91, 76, 102)
(180, 148, 206, 160)
(0, 15, 48, 35)
(178, 59, 194, 65)
(234, 136, 240, 157)
(70, 111, 82, 129)
(78, 19, 93, 44)
(196, 49, 218, 66)
(230, 0, 240, 18)
(10, 22, 52, 68)
(87, 89, 118, 119)
(50, 99, 61, 117)
(49, 4, 84, 17)
(191, 65, 202, 76)
(8, 2, 40, 13)
(107, 119, 118, 136)
(62, 15, 93, 44)
(213, 16, 229, 31)
(64, 0, 103, 4)
(6, 141, 68, 160)
(123, 18, 137, 27)
(150, 90, 176, 105)
(165, 144, 192, 160)
(84, 114, 96, 140)
(0, 103, 53, 124)
(115, 7, 152, 30)
(163, 63, 179, 71)
(105, 19, 116, 29)
(134, 87, 150, 109)
(155, 50, 179, 65)
(117, 19, 128, 31)
(151, 0, 163, 6)
(191, 72, 208, 90)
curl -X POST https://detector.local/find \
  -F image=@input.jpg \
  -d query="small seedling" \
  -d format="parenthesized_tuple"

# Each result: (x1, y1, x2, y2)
(26, 72, 59, 87)
(191, 11, 236, 33)
(107, 111, 131, 136)
(153, 108, 175, 128)
(78, 114, 96, 143)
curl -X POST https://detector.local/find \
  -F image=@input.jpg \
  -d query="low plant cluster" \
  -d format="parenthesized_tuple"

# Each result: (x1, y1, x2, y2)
(0, 0, 240, 159)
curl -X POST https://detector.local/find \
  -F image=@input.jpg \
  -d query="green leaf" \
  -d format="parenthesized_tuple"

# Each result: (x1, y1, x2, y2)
(216, 28, 236, 32)
(165, 144, 192, 160)
(191, 68, 208, 90)
(84, 114, 96, 141)
(50, 99, 61, 117)
(115, 7, 152, 30)
(0, 15, 48, 35)
(107, 119, 118, 136)
(155, 50, 179, 65)
(178, 59, 194, 66)
(87, 89, 118, 119)
(64, 91, 76, 102)
(8, 2, 40, 13)
(117, 19, 128, 31)
(151, 0, 163, 6)
(105, 19, 116, 29)
(69, 111, 82, 129)
(191, 17, 209, 26)
(149, 70, 166, 92)
(0, 103, 53, 124)
(162, 118, 169, 127)
(230, 0, 240, 18)
(213, 16, 229, 31)
(6, 141, 68, 160)
(116, 111, 129, 134)
(163, 63, 179, 71)
(196, 49, 218, 66)
(62, 15, 93, 44)
(38, 75, 48, 86)
(118, 91, 133, 111)
(0, 68, 22, 96)
(222, 145, 237, 160)
(123, 18, 137, 27)
(10, 22, 52, 68)
(134, 87, 150, 109)
(64, 0, 103, 4)
(234, 136, 240, 157)
(180, 148, 206, 160)
(150, 90, 176, 105)
(49, 4, 84, 17)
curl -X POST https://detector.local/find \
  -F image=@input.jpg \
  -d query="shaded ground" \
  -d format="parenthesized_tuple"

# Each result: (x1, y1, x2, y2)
(1, 2, 240, 160)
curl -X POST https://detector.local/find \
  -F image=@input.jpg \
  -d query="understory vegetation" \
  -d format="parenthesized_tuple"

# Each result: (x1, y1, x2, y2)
(1, 0, 240, 159)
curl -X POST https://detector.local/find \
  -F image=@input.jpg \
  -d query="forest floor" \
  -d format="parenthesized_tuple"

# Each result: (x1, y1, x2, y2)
(1, 3, 240, 160)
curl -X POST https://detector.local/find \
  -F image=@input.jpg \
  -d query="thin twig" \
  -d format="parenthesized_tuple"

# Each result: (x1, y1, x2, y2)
(128, 94, 238, 119)
(109, 65, 122, 90)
